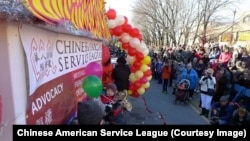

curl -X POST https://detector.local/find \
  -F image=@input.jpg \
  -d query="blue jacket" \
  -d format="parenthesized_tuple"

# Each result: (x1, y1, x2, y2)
(212, 102, 235, 121)
(181, 68, 198, 90)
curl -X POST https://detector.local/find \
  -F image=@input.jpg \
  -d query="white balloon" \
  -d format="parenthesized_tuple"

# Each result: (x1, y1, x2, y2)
(140, 41, 147, 50)
(107, 19, 118, 29)
(121, 33, 131, 43)
(136, 41, 148, 52)
(115, 15, 125, 26)
(127, 55, 136, 64)
(129, 38, 140, 48)
(143, 48, 149, 55)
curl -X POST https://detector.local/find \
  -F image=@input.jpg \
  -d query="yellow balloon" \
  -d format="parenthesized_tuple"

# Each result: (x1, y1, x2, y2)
(128, 90, 133, 95)
(142, 82, 150, 89)
(147, 75, 152, 81)
(142, 55, 151, 65)
(135, 70, 144, 79)
(137, 87, 145, 95)
(140, 64, 148, 72)
(129, 73, 137, 82)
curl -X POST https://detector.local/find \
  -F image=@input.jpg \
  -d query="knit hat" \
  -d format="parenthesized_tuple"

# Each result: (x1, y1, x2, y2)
(117, 57, 127, 65)
(106, 83, 117, 93)
(77, 100, 104, 125)
(220, 95, 229, 102)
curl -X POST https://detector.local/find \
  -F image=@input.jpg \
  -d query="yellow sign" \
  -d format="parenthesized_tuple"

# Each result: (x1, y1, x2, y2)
(239, 32, 250, 41)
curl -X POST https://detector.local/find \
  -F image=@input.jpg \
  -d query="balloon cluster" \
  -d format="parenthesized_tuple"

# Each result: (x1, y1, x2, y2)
(106, 9, 152, 98)
(82, 62, 103, 98)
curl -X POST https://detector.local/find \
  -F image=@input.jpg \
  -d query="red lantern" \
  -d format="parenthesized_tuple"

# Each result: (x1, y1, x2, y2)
(102, 45, 110, 64)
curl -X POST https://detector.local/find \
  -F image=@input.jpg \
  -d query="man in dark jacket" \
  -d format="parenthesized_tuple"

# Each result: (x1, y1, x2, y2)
(112, 56, 132, 111)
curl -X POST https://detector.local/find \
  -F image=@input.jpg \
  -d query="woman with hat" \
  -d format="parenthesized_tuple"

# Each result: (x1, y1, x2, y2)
(199, 68, 216, 118)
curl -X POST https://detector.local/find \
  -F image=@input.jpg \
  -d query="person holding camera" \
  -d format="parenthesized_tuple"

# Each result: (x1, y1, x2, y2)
(199, 68, 216, 118)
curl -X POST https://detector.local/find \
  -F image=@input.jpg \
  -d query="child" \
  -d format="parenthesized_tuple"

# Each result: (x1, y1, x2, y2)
(101, 83, 118, 105)
(100, 83, 126, 124)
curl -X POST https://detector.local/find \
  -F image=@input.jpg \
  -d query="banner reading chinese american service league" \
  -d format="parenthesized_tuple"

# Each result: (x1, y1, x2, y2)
(19, 25, 102, 124)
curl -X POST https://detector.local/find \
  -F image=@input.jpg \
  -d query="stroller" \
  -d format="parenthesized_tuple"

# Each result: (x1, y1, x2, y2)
(174, 79, 190, 104)
(103, 100, 126, 125)
(100, 94, 126, 125)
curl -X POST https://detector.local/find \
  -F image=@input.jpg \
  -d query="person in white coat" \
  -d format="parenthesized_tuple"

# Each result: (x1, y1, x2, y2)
(199, 68, 217, 118)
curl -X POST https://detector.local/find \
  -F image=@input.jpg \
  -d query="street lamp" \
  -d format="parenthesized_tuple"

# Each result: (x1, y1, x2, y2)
(230, 9, 236, 44)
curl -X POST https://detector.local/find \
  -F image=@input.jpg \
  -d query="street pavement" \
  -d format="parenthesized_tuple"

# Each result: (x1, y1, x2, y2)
(123, 79, 210, 125)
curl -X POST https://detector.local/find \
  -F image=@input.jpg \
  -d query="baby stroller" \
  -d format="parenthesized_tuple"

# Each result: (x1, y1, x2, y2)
(103, 100, 126, 125)
(174, 79, 190, 104)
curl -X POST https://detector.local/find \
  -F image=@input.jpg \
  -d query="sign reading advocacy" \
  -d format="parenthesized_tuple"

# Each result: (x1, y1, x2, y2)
(19, 25, 102, 124)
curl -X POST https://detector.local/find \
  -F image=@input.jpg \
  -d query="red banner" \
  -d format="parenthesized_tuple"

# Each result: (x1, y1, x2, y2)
(19, 25, 102, 124)
(26, 68, 88, 124)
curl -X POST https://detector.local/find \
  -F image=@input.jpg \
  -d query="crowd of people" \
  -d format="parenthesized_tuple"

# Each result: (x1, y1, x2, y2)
(70, 43, 250, 125)
(150, 43, 250, 125)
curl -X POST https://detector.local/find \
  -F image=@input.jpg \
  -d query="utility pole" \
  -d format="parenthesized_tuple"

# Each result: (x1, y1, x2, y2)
(230, 10, 236, 45)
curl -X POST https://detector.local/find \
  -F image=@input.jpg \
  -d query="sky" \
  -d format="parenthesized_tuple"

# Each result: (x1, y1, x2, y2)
(105, 0, 134, 23)
(104, 0, 250, 22)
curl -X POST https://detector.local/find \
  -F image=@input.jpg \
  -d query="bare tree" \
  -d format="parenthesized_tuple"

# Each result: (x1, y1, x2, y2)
(131, 0, 239, 47)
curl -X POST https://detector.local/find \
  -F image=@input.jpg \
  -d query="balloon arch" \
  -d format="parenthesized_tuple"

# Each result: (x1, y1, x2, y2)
(106, 9, 152, 98)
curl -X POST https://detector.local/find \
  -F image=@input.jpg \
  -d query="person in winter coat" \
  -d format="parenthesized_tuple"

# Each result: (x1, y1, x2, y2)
(199, 68, 216, 118)
(172, 61, 185, 95)
(180, 63, 199, 100)
(161, 61, 172, 94)
(229, 107, 250, 125)
(210, 95, 235, 125)
(112, 56, 132, 112)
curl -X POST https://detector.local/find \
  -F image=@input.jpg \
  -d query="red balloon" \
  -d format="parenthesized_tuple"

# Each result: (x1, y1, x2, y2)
(129, 28, 140, 37)
(106, 9, 116, 19)
(122, 24, 132, 33)
(128, 47, 137, 56)
(137, 34, 143, 41)
(129, 84, 137, 91)
(134, 81, 142, 89)
(102, 45, 110, 64)
(109, 29, 114, 35)
(112, 26, 123, 36)
(131, 92, 140, 98)
(133, 60, 142, 69)
(130, 65, 137, 73)
(144, 70, 152, 77)
(136, 52, 144, 61)
(139, 77, 148, 84)
(121, 42, 130, 50)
